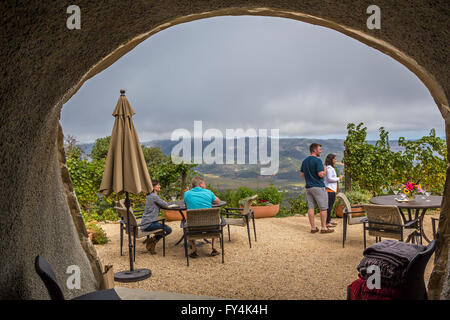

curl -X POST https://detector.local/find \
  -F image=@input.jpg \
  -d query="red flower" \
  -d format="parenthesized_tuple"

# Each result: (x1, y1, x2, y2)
(405, 182, 416, 191)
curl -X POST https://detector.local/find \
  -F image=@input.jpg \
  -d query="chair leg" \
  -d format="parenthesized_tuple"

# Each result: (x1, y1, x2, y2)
(246, 217, 252, 249)
(227, 224, 231, 242)
(342, 214, 347, 248)
(363, 223, 367, 250)
(221, 230, 224, 264)
(419, 222, 423, 244)
(431, 218, 437, 240)
(162, 234, 166, 257)
(184, 234, 189, 267)
(252, 215, 257, 242)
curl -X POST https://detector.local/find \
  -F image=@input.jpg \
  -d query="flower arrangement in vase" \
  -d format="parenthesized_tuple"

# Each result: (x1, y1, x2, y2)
(400, 181, 424, 200)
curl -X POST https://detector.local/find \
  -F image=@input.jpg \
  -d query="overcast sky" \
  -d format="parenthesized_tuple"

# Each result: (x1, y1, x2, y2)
(61, 16, 444, 143)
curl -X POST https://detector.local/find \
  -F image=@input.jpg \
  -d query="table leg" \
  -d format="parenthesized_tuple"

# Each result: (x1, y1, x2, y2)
(398, 208, 408, 224)
(419, 208, 432, 244)
(175, 209, 187, 246)
(407, 208, 413, 222)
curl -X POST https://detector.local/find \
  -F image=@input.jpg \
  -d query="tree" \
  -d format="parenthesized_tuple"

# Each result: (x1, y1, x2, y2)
(64, 134, 79, 157)
(343, 123, 372, 192)
(90, 136, 111, 161)
(343, 123, 447, 195)
(395, 129, 447, 193)
(66, 147, 105, 218)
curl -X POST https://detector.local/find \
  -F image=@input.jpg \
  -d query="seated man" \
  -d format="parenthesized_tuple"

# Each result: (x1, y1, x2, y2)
(184, 176, 222, 258)
(141, 180, 172, 254)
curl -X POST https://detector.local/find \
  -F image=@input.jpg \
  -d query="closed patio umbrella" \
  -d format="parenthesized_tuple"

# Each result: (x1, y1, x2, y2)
(100, 89, 153, 282)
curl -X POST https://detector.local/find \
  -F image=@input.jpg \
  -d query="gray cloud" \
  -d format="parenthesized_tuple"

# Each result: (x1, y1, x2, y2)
(61, 16, 443, 143)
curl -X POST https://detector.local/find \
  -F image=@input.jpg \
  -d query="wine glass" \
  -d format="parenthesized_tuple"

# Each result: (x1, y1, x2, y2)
(391, 184, 400, 196)
(425, 191, 431, 202)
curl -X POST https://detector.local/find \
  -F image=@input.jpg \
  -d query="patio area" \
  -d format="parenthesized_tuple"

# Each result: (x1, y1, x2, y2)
(94, 212, 439, 300)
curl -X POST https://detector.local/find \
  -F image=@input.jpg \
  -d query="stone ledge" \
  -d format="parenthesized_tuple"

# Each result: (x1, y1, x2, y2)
(115, 287, 229, 300)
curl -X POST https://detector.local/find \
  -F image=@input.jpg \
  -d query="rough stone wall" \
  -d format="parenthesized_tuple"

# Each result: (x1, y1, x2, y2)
(57, 123, 106, 291)
(0, 107, 97, 299)
(428, 120, 450, 299)
(0, 0, 448, 299)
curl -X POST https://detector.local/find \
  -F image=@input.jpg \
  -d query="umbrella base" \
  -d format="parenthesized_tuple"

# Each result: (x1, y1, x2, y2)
(114, 269, 151, 282)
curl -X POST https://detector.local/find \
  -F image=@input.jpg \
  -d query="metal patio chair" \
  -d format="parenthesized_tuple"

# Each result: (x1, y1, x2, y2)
(34, 255, 120, 300)
(337, 193, 366, 248)
(224, 194, 258, 248)
(362, 204, 419, 249)
(181, 207, 225, 266)
(115, 199, 166, 260)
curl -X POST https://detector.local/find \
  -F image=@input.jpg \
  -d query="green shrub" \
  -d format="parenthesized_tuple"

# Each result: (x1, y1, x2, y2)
(101, 207, 119, 221)
(85, 221, 109, 245)
(344, 189, 373, 205)
(287, 194, 309, 215)
(230, 186, 255, 207)
(331, 187, 372, 218)
(217, 189, 233, 207)
(82, 207, 119, 223)
(82, 210, 102, 222)
(277, 205, 292, 217)
(258, 186, 284, 205)
(275, 194, 309, 217)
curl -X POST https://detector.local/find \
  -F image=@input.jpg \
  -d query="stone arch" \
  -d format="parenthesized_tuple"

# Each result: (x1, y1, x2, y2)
(1, 2, 448, 299)
(66, 8, 449, 119)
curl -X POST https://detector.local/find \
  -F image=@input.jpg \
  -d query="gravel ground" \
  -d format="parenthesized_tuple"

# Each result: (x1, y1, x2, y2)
(95, 212, 438, 300)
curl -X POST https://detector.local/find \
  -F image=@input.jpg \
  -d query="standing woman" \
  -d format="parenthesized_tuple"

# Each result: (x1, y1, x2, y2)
(324, 154, 343, 228)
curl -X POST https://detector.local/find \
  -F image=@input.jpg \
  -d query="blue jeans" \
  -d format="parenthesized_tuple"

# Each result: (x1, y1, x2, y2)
(142, 221, 172, 241)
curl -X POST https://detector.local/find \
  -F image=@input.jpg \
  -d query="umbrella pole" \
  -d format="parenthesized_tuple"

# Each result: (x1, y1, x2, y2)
(125, 192, 134, 271)
(113, 192, 152, 282)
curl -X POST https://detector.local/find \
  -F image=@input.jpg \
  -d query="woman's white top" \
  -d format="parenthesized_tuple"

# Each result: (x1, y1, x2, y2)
(324, 165, 340, 192)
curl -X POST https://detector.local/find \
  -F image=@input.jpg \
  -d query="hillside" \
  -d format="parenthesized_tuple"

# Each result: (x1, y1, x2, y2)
(142, 138, 345, 181)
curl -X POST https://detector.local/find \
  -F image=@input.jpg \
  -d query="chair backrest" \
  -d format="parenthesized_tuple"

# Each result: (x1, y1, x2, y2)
(336, 193, 352, 213)
(34, 255, 65, 300)
(363, 204, 403, 238)
(242, 195, 258, 215)
(186, 207, 221, 231)
(404, 240, 436, 300)
(115, 199, 138, 227)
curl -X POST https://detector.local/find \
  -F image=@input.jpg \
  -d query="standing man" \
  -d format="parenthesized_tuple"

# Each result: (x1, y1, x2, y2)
(184, 176, 222, 257)
(300, 143, 334, 234)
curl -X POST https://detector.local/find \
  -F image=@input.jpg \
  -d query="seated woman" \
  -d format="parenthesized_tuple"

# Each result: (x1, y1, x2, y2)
(141, 180, 172, 254)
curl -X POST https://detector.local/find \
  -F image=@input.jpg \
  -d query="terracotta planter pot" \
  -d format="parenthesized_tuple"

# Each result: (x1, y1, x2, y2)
(335, 204, 364, 218)
(163, 209, 186, 221)
(249, 204, 280, 218)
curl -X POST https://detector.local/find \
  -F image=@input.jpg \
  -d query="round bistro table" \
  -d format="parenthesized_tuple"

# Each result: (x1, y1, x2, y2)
(369, 195, 442, 244)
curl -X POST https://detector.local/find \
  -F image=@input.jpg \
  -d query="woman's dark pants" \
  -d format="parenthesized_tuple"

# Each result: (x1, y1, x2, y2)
(327, 191, 336, 224)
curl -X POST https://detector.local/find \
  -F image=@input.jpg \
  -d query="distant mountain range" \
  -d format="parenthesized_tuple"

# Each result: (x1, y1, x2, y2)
(78, 137, 405, 181)
(79, 138, 343, 180)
